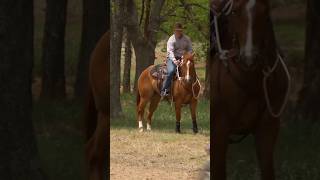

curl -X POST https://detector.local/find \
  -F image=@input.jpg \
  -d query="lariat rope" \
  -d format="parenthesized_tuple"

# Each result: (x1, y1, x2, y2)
(176, 64, 201, 99)
(192, 77, 202, 100)
(263, 53, 291, 118)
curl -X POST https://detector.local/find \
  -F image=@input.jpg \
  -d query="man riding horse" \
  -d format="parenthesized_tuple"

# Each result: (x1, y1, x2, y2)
(160, 22, 193, 97)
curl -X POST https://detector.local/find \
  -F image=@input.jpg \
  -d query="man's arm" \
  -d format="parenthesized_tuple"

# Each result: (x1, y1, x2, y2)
(186, 37, 193, 53)
(167, 36, 176, 60)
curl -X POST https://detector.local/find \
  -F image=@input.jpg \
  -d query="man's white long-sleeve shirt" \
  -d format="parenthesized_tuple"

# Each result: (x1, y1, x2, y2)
(167, 34, 193, 60)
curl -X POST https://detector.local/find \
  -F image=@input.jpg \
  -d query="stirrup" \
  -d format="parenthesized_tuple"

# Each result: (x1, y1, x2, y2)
(160, 89, 169, 97)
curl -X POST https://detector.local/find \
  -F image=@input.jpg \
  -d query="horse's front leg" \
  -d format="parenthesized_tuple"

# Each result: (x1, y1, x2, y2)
(174, 101, 182, 133)
(212, 111, 229, 180)
(254, 112, 279, 180)
(190, 98, 198, 133)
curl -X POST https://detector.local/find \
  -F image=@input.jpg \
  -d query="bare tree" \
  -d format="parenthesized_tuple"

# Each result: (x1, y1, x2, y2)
(297, 0, 320, 121)
(125, 0, 165, 91)
(41, 0, 68, 99)
(74, 0, 107, 99)
(110, 0, 124, 118)
(122, 28, 132, 93)
(0, 0, 45, 179)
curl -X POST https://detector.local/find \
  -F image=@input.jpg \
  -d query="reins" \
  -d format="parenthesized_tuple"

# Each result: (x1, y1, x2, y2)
(176, 62, 202, 100)
(213, 0, 234, 63)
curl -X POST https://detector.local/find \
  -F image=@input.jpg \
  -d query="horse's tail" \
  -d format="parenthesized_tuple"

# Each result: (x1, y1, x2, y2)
(84, 86, 97, 141)
(136, 90, 141, 108)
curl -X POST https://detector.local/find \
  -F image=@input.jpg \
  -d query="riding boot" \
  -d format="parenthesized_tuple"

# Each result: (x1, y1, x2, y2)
(192, 121, 198, 134)
(175, 121, 181, 133)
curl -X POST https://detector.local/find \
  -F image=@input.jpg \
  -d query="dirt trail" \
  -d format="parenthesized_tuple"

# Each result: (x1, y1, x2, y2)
(110, 129, 210, 180)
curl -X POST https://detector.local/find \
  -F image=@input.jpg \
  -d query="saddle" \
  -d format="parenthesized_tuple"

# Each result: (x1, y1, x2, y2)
(150, 63, 168, 80)
(149, 63, 180, 93)
(150, 56, 182, 80)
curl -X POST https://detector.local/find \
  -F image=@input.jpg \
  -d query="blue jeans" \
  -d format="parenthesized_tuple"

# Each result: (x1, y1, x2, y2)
(161, 57, 177, 92)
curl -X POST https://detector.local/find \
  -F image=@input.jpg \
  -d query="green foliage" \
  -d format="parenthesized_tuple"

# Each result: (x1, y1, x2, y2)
(160, 0, 209, 61)
(160, 0, 209, 42)
(131, 0, 209, 61)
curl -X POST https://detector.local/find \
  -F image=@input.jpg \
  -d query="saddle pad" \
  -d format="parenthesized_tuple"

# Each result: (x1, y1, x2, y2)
(150, 64, 167, 80)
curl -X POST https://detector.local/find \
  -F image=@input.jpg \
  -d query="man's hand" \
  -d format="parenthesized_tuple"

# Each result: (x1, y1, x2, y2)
(173, 59, 180, 66)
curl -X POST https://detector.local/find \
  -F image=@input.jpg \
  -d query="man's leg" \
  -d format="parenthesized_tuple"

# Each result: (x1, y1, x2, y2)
(161, 58, 176, 96)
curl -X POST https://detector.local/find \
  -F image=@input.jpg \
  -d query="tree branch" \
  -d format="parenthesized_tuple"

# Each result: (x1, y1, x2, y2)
(139, 0, 145, 26)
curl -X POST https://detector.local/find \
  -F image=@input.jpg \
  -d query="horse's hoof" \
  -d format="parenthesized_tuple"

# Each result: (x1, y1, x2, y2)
(147, 123, 152, 131)
(139, 128, 144, 133)
(175, 129, 181, 133)
(193, 129, 198, 134)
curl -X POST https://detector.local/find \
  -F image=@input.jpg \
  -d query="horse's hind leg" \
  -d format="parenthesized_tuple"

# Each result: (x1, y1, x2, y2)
(147, 95, 161, 131)
(86, 112, 106, 180)
(137, 98, 148, 132)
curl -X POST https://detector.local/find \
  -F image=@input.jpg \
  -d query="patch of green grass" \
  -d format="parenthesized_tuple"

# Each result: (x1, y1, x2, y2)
(225, 120, 320, 179)
(274, 20, 305, 65)
(33, 100, 85, 180)
(111, 94, 210, 134)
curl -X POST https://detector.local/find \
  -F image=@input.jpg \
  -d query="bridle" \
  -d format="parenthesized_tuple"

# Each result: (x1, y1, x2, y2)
(176, 56, 202, 99)
(211, 0, 234, 18)
(212, 0, 241, 68)
(212, 0, 291, 118)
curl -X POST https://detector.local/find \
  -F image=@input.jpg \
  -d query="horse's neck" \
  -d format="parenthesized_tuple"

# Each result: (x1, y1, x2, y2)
(260, 16, 278, 66)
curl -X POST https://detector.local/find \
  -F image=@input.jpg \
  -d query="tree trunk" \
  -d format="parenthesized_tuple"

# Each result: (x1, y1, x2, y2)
(41, 0, 67, 100)
(203, 50, 211, 98)
(125, 0, 165, 91)
(297, 0, 320, 121)
(110, 0, 124, 118)
(0, 1, 45, 179)
(74, 0, 107, 99)
(133, 45, 155, 91)
(122, 28, 132, 93)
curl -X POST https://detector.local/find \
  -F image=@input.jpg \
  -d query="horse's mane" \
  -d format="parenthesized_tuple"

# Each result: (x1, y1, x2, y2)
(183, 52, 194, 61)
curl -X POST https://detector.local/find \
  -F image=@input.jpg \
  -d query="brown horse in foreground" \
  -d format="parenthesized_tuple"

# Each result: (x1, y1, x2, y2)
(211, 0, 290, 179)
(136, 52, 201, 133)
(85, 31, 108, 180)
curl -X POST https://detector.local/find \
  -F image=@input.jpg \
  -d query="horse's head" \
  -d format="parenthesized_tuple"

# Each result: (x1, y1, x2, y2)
(179, 52, 196, 83)
(214, 0, 270, 67)
(211, 0, 233, 16)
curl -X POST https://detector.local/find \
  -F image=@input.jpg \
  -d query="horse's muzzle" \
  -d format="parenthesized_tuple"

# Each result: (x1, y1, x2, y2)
(185, 75, 192, 83)
(240, 52, 259, 67)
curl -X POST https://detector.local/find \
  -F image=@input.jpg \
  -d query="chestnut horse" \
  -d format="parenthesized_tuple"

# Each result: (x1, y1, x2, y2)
(211, 0, 290, 179)
(85, 31, 108, 180)
(136, 52, 201, 133)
